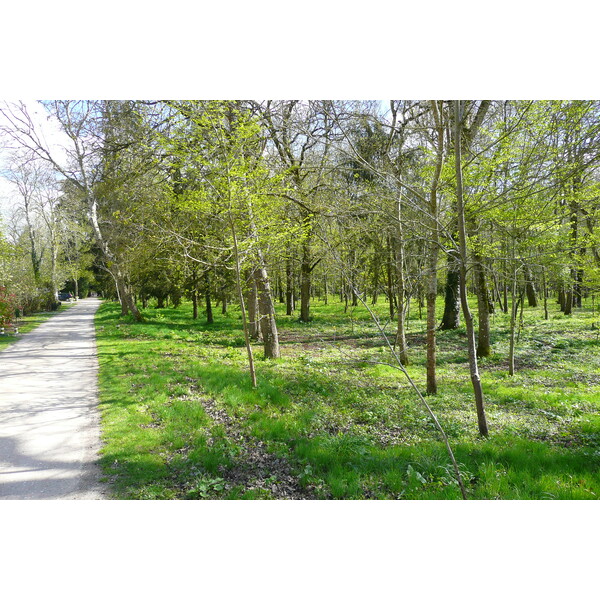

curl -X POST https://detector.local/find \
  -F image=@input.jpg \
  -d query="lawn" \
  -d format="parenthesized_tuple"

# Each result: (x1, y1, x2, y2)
(94, 294, 600, 499)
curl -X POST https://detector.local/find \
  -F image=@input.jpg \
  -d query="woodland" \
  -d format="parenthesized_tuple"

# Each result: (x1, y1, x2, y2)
(0, 99, 599, 499)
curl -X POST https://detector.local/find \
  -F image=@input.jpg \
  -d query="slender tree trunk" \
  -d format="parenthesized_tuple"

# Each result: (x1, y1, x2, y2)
(454, 100, 488, 437)
(371, 249, 380, 305)
(425, 100, 445, 394)
(395, 193, 409, 365)
(285, 257, 294, 315)
(192, 290, 198, 319)
(229, 215, 257, 388)
(386, 237, 395, 320)
(254, 260, 281, 359)
(508, 274, 518, 376)
(542, 267, 549, 320)
(523, 264, 538, 307)
(516, 289, 525, 344)
(300, 239, 312, 322)
(564, 284, 573, 315)
(474, 257, 492, 357)
(246, 269, 261, 340)
(277, 273, 284, 304)
(205, 271, 213, 325)
(300, 212, 313, 322)
(50, 237, 59, 299)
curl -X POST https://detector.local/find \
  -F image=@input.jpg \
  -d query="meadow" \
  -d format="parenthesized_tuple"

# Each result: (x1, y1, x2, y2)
(94, 295, 600, 500)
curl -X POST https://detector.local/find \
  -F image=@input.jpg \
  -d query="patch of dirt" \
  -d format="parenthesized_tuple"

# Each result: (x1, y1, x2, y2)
(199, 395, 315, 499)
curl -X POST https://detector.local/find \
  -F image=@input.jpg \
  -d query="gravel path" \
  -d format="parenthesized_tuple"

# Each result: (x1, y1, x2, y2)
(0, 298, 106, 499)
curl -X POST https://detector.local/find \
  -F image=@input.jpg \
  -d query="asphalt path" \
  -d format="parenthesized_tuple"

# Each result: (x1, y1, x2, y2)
(0, 298, 106, 499)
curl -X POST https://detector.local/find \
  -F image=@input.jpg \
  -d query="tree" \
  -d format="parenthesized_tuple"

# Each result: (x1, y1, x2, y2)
(0, 100, 158, 320)
(258, 100, 337, 323)
(454, 100, 489, 437)
(162, 101, 286, 374)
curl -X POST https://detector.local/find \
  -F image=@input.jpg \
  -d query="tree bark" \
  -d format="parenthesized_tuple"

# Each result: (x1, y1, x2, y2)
(192, 290, 198, 319)
(508, 275, 518, 376)
(254, 262, 281, 359)
(246, 269, 261, 340)
(285, 257, 294, 315)
(474, 258, 492, 357)
(454, 100, 488, 437)
(523, 264, 538, 307)
(425, 99, 445, 394)
(440, 249, 461, 330)
(394, 193, 409, 365)
(542, 267, 549, 320)
(205, 271, 214, 325)
(300, 230, 312, 322)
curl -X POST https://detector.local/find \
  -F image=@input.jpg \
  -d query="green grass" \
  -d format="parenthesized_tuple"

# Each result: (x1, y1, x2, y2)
(94, 295, 600, 500)
(0, 302, 74, 351)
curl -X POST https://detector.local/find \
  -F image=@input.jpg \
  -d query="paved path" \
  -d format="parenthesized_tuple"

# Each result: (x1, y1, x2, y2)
(0, 298, 106, 499)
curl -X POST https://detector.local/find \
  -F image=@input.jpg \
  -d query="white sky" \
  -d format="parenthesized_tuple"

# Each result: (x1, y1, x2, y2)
(0, 100, 70, 224)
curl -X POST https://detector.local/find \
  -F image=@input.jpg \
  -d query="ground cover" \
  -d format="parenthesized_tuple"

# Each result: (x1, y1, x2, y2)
(0, 302, 73, 351)
(95, 295, 600, 499)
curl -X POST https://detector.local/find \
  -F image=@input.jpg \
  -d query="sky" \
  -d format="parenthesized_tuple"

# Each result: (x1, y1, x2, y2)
(0, 100, 70, 224)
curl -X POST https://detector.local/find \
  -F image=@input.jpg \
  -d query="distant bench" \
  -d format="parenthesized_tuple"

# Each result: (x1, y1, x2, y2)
(0, 325, 19, 335)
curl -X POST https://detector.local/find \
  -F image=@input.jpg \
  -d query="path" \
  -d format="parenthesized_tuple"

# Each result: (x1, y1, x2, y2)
(0, 298, 106, 499)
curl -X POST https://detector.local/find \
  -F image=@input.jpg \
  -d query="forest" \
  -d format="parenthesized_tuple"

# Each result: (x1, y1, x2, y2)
(1, 99, 599, 499)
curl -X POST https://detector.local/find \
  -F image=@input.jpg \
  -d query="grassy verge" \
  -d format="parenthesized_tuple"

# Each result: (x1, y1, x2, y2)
(0, 302, 74, 351)
(95, 296, 600, 499)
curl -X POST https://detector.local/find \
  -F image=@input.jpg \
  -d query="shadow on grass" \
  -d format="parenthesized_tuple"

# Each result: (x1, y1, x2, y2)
(94, 301, 600, 500)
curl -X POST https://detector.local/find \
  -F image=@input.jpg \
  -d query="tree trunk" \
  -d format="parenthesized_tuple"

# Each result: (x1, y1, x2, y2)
(454, 100, 488, 437)
(564, 288, 573, 315)
(440, 249, 461, 330)
(277, 273, 284, 304)
(254, 261, 281, 359)
(89, 194, 142, 321)
(192, 290, 198, 319)
(523, 264, 538, 307)
(426, 255, 438, 394)
(300, 236, 312, 322)
(221, 292, 228, 314)
(508, 276, 518, 376)
(230, 216, 257, 388)
(425, 99, 444, 395)
(246, 269, 261, 340)
(285, 257, 294, 315)
(542, 267, 549, 320)
(386, 237, 395, 320)
(205, 271, 214, 325)
(395, 193, 409, 365)
(474, 258, 492, 357)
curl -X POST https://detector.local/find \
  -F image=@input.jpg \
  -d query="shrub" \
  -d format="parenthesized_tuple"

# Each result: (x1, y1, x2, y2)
(0, 287, 19, 327)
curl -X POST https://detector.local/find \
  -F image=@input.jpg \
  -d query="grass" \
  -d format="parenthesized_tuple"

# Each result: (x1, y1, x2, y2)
(94, 294, 600, 500)
(0, 302, 74, 351)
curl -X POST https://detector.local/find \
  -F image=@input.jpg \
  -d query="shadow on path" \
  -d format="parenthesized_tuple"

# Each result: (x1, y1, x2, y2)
(0, 299, 106, 500)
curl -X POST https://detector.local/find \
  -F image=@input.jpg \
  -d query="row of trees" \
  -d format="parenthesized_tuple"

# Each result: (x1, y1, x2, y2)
(0, 155, 94, 316)
(1, 99, 599, 432)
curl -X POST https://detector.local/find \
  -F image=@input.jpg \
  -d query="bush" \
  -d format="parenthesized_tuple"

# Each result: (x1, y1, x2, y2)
(0, 287, 19, 326)
(19, 289, 61, 315)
